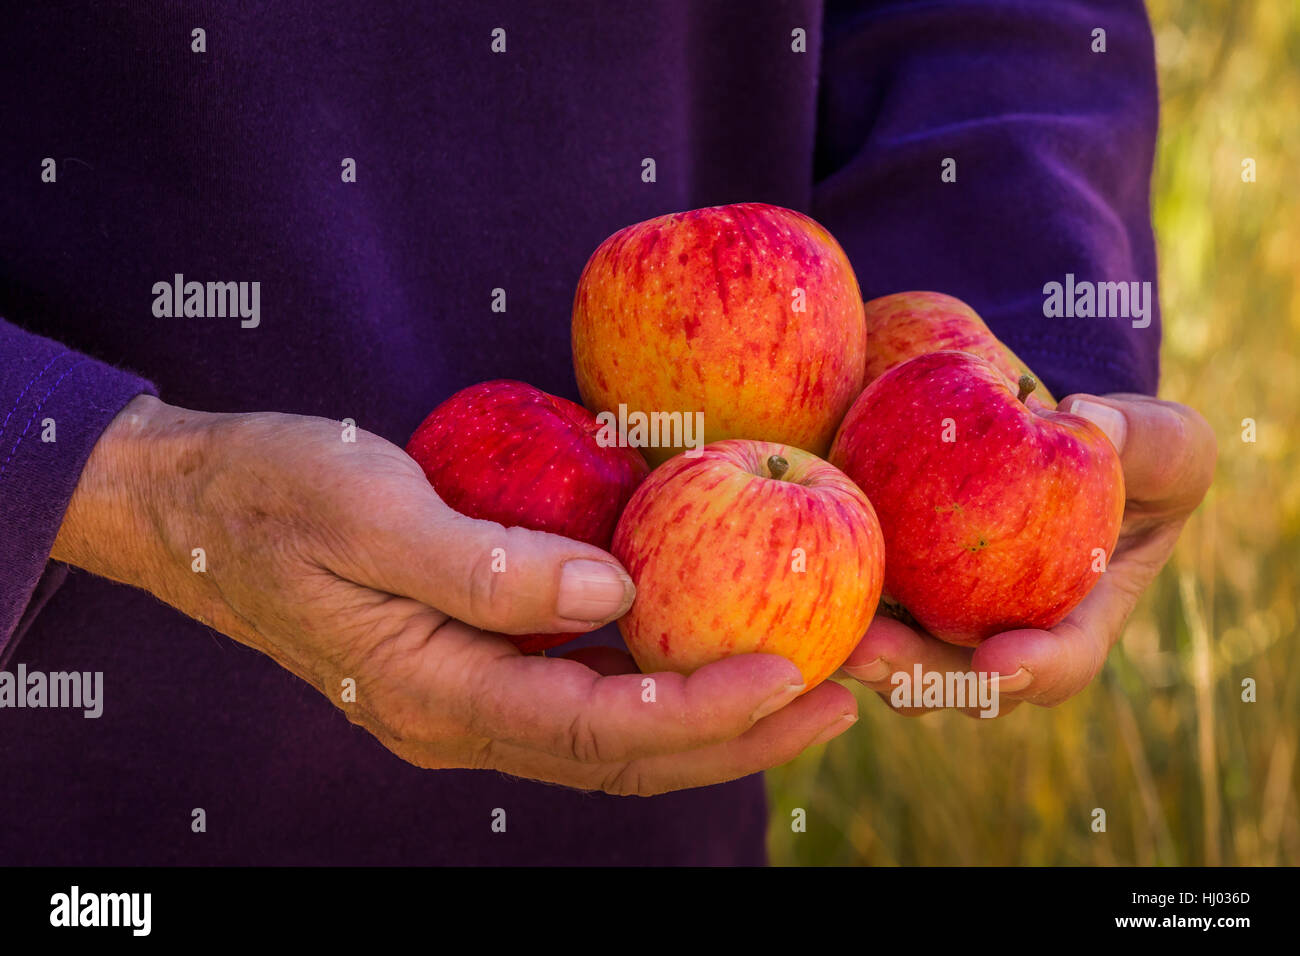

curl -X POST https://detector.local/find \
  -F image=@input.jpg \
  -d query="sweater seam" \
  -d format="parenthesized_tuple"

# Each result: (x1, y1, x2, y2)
(0, 358, 93, 483)
(0, 350, 73, 454)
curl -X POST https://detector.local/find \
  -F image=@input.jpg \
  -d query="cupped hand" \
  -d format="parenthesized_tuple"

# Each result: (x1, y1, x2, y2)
(52, 396, 856, 793)
(840, 394, 1217, 716)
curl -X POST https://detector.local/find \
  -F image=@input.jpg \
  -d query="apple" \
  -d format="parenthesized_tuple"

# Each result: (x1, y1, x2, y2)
(572, 203, 867, 466)
(828, 350, 1123, 646)
(864, 291, 1056, 408)
(406, 379, 649, 653)
(611, 439, 884, 689)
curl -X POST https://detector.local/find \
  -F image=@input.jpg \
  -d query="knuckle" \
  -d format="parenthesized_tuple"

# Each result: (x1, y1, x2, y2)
(1143, 447, 1187, 499)
(565, 708, 609, 764)
(598, 761, 656, 797)
(466, 536, 516, 632)
(1152, 407, 1217, 504)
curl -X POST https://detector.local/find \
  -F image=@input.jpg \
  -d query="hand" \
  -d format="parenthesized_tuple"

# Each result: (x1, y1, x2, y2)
(840, 393, 1217, 716)
(53, 396, 857, 792)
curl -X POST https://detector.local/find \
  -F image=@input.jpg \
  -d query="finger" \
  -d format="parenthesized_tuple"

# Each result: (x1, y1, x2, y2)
(971, 625, 1093, 708)
(455, 647, 811, 762)
(403, 678, 860, 796)
(839, 616, 1008, 717)
(344, 486, 636, 635)
(572, 679, 858, 796)
(1059, 394, 1217, 517)
(378, 621, 811, 763)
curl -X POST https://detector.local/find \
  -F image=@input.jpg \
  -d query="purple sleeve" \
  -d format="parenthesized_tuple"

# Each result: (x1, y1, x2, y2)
(812, 0, 1161, 397)
(0, 319, 156, 657)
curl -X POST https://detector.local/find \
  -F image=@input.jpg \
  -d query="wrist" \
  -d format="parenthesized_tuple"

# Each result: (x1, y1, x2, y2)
(51, 394, 214, 594)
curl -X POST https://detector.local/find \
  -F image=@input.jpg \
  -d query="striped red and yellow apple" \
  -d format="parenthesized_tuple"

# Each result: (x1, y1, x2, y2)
(864, 291, 1056, 408)
(829, 351, 1124, 646)
(611, 439, 884, 689)
(572, 203, 866, 466)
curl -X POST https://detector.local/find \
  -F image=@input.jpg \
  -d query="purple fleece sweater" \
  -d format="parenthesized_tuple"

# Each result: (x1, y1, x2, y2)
(0, 1, 1160, 864)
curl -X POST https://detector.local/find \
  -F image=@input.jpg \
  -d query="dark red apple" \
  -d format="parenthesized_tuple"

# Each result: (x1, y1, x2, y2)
(829, 351, 1124, 645)
(405, 379, 649, 652)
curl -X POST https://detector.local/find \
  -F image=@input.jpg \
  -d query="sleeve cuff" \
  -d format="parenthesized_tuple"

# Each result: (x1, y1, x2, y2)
(0, 321, 158, 659)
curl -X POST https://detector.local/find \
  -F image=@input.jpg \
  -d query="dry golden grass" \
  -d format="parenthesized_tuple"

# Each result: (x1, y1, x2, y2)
(768, 0, 1300, 866)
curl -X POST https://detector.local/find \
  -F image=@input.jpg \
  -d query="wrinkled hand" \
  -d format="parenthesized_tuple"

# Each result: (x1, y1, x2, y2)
(53, 396, 856, 793)
(841, 394, 1217, 716)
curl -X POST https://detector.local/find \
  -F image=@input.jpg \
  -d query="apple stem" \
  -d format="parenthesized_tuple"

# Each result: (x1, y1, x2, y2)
(767, 455, 789, 480)
(1016, 374, 1037, 404)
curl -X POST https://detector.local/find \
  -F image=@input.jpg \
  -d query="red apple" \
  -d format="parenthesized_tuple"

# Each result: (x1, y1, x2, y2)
(864, 291, 1056, 408)
(828, 351, 1123, 646)
(572, 203, 867, 466)
(406, 379, 649, 653)
(611, 439, 884, 689)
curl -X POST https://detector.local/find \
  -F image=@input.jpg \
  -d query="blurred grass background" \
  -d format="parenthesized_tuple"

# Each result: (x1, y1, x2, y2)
(768, 0, 1299, 866)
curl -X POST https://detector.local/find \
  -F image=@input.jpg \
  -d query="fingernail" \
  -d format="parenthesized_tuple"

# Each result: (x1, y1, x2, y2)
(843, 657, 891, 683)
(1065, 398, 1127, 453)
(751, 682, 806, 722)
(556, 560, 634, 623)
(810, 713, 858, 747)
(990, 667, 1032, 694)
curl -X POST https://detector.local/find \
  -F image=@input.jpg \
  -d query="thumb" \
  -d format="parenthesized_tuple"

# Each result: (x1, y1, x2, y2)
(349, 493, 636, 636)
(1059, 393, 1217, 516)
